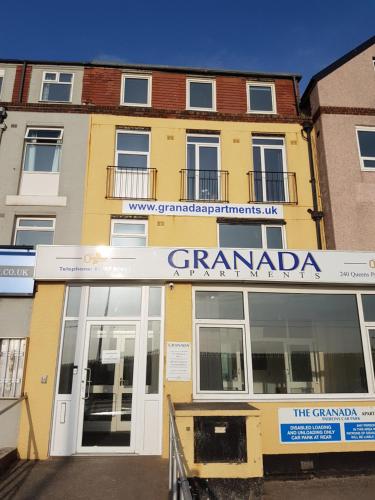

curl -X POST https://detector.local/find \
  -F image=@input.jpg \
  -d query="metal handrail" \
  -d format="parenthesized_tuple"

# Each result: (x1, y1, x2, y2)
(168, 395, 193, 500)
(106, 166, 157, 200)
(0, 394, 27, 417)
(247, 170, 298, 204)
(180, 168, 229, 202)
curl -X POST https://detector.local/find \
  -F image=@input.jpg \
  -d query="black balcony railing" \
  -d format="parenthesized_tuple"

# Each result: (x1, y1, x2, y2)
(106, 166, 157, 200)
(247, 170, 297, 204)
(180, 169, 229, 202)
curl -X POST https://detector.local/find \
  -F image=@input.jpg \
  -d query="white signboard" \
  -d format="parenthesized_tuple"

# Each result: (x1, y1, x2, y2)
(35, 245, 375, 285)
(279, 407, 375, 443)
(123, 200, 283, 219)
(166, 342, 191, 381)
(101, 350, 121, 364)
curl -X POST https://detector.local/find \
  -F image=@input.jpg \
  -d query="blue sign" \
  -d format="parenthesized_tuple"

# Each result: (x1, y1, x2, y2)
(280, 423, 341, 443)
(0, 249, 35, 296)
(345, 423, 375, 441)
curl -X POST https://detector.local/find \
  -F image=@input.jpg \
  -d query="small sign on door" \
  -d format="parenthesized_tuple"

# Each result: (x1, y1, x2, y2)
(101, 349, 121, 364)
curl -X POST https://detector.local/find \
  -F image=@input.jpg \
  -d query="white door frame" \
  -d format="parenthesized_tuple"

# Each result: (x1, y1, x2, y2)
(76, 320, 141, 454)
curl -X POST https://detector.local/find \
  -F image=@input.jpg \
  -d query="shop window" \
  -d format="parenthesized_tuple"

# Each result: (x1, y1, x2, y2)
(219, 223, 284, 249)
(247, 82, 276, 114)
(195, 291, 244, 320)
(248, 293, 367, 395)
(356, 127, 375, 169)
(121, 74, 151, 106)
(110, 219, 147, 247)
(187, 79, 216, 111)
(88, 286, 142, 317)
(0, 338, 27, 398)
(198, 326, 246, 392)
(252, 136, 288, 203)
(14, 217, 55, 247)
(40, 71, 73, 102)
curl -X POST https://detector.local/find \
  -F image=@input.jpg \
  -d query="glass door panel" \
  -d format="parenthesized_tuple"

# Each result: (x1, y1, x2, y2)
(199, 146, 218, 200)
(264, 149, 285, 202)
(80, 323, 138, 450)
(368, 329, 375, 376)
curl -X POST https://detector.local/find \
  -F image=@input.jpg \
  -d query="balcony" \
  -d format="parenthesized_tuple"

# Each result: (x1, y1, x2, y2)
(180, 169, 229, 202)
(106, 167, 157, 200)
(247, 170, 297, 204)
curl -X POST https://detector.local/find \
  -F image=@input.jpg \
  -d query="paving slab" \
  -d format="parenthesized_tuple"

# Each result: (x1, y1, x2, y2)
(0, 456, 169, 500)
(263, 475, 375, 500)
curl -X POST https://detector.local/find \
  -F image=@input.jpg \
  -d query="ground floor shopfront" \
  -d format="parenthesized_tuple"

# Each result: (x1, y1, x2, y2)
(17, 246, 375, 477)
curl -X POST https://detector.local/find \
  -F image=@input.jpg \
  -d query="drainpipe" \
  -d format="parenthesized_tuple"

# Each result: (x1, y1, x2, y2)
(302, 121, 324, 249)
(18, 61, 27, 103)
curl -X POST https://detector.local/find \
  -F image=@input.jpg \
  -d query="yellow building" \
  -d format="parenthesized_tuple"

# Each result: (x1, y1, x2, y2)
(16, 63, 375, 489)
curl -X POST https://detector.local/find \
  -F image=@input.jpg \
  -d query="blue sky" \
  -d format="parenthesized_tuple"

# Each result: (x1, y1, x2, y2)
(3, 1, 375, 90)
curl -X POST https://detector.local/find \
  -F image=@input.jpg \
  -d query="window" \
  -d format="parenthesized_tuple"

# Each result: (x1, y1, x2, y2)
(186, 135, 221, 201)
(116, 131, 150, 169)
(0, 69, 4, 97)
(195, 291, 247, 393)
(110, 219, 147, 246)
(247, 82, 276, 114)
(122, 74, 151, 106)
(14, 217, 55, 247)
(187, 79, 216, 111)
(249, 293, 367, 395)
(194, 289, 375, 398)
(0, 338, 27, 398)
(219, 223, 284, 249)
(356, 127, 375, 169)
(23, 128, 63, 172)
(252, 136, 287, 202)
(40, 72, 73, 102)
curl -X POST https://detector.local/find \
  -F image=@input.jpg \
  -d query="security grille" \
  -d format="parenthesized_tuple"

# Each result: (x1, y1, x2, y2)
(0, 338, 27, 398)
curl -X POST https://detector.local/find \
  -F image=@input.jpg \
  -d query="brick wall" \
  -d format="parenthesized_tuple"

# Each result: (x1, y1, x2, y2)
(12, 65, 32, 103)
(8, 64, 299, 117)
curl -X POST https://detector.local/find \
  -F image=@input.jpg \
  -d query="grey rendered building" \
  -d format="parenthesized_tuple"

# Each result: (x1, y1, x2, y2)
(0, 61, 89, 445)
(301, 36, 375, 251)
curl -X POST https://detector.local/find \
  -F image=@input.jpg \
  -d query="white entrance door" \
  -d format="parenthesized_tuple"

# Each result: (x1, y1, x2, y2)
(76, 321, 140, 453)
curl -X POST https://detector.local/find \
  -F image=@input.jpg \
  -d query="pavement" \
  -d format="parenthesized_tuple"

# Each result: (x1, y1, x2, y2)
(263, 474, 375, 500)
(1, 458, 375, 499)
(0, 456, 169, 500)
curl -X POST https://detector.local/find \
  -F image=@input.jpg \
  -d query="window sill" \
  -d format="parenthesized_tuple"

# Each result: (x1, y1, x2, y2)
(6, 195, 67, 206)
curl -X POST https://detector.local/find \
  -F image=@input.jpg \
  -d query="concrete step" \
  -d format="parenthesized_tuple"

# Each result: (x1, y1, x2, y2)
(0, 448, 18, 477)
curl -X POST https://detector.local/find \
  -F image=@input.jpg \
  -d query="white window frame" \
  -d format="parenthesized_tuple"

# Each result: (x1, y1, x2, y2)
(186, 78, 216, 112)
(115, 130, 151, 168)
(110, 218, 148, 246)
(13, 217, 56, 245)
(0, 69, 4, 98)
(40, 71, 74, 103)
(356, 126, 375, 171)
(217, 223, 286, 249)
(186, 134, 221, 200)
(192, 286, 375, 402)
(22, 127, 63, 173)
(121, 74, 152, 107)
(247, 82, 276, 114)
(251, 135, 288, 202)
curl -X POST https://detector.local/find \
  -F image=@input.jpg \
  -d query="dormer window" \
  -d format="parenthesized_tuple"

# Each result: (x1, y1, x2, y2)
(187, 78, 216, 111)
(122, 74, 151, 106)
(40, 72, 73, 102)
(247, 82, 276, 114)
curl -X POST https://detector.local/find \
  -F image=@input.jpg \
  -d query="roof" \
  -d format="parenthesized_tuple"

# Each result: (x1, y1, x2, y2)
(301, 35, 375, 106)
(0, 58, 301, 81)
